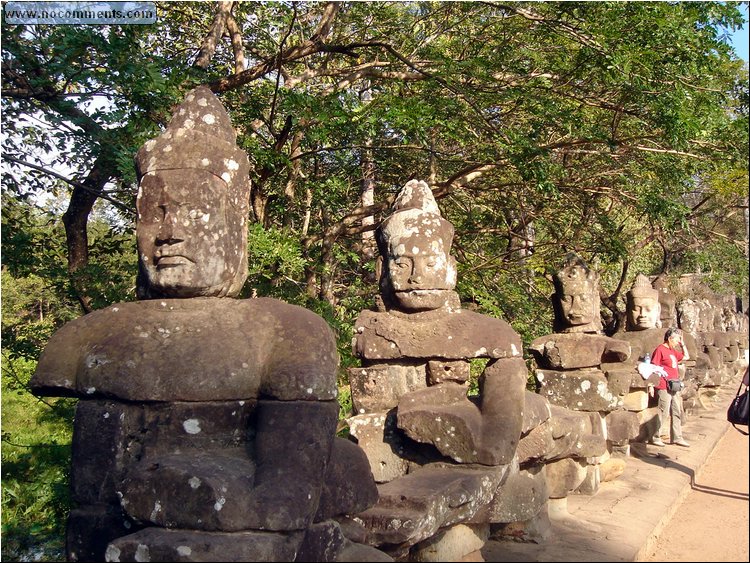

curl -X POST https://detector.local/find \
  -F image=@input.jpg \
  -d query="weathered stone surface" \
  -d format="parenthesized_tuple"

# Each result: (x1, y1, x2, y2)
(627, 367, 661, 390)
(550, 254, 602, 334)
(133, 86, 251, 301)
(105, 527, 303, 562)
(315, 438, 379, 522)
(536, 368, 622, 411)
(529, 333, 630, 370)
(602, 364, 636, 396)
(347, 410, 410, 483)
(517, 421, 555, 465)
(30, 298, 339, 402)
(635, 406, 660, 442)
(121, 400, 338, 532)
(481, 466, 548, 523)
(626, 274, 661, 331)
(605, 409, 640, 444)
(547, 405, 607, 460)
(545, 458, 587, 498)
(348, 364, 427, 414)
(411, 523, 489, 562)
(354, 464, 509, 553)
(353, 308, 523, 361)
(623, 390, 649, 411)
(335, 542, 395, 562)
(614, 327, 666, 363)
(574, 464, 600, 495)
(69, 400, 146, 505)
(397, 359, 526, 465)
(521, 390, 551, 434)
(489, 506, 552, 544)
(599, 457, 627, 482)
(397, 383, 482, 463)
(426, 359, 470, 385)
(70, 398, 260, 509)
(297, 520, 391, 562)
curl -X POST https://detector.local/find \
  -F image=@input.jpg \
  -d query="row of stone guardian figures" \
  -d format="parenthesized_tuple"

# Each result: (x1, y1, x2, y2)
(31, 87, 748, 562)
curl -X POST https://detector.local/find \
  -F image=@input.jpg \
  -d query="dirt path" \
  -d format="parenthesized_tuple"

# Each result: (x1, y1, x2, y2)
(642, 425, 749, 562)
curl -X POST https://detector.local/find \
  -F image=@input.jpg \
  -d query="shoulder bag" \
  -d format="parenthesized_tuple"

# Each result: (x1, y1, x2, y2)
(727, 379, 749, 436)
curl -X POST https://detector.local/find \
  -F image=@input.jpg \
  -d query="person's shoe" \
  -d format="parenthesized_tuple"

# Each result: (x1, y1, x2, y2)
(651, 437, 666, 447)
(672, 438, 690, 447)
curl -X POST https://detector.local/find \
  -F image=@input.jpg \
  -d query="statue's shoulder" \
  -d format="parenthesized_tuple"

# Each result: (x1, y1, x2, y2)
(30, 302, 138, 396)
(354, 307, 522, 360)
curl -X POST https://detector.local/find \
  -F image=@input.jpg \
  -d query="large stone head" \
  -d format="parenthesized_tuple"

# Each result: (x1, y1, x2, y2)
(626, 274, 661, 331)
(376, 180, 458, 312)
(552, 253, 602, 333)
(652, 276, 677, 328)
(134, 86, 251, 299)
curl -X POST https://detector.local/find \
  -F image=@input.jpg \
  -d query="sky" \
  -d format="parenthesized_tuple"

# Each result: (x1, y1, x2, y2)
(728, 2, 749, 62)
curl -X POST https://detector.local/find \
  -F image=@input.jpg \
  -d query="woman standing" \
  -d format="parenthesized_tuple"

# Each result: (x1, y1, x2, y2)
(650, 327, 691, 447)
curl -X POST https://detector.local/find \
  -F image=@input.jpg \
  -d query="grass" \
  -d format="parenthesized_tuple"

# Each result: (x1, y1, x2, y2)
(1, 357, 74, 562)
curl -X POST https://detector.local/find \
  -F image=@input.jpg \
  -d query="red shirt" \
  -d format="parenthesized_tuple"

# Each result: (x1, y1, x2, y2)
(652, 343, 683, 390)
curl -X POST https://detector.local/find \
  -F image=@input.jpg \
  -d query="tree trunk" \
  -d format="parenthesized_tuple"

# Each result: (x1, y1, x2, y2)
(61, 154, 113, 313)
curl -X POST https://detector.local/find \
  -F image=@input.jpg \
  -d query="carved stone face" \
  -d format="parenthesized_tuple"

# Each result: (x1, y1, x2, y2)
(627, 295, 661, 330)
(559, 290, 597, 328)
(386, 231, 457, 311)
(137, 169, 242, 297)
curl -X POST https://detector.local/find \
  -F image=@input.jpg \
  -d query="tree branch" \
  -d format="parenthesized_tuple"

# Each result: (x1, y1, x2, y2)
(194, 1, 234, 69)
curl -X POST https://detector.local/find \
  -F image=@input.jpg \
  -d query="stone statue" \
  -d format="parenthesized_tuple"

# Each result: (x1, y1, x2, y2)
(652, 276, 677, 329)
(347, 180, 529, 558)
(529, 254, 632, 496)
(626, 274, 662, 331)
(552, 253, 602, 334)
(30, 87, 382, 562)
(375, 180, 459, 313)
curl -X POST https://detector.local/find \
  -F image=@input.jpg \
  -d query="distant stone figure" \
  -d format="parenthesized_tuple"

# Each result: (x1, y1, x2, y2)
(375, 179, 459, 313)
(552, 253, 603, 334)
(355, 180, 527, 466)
(652, 276, 677, 328)
(626, 274, 662, 331)
(30, 86, 380, 563)
(348, 180, 529, 557)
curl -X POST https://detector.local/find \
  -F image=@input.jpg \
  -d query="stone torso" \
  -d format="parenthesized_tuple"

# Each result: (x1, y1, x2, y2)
(31, 297, 338, 402)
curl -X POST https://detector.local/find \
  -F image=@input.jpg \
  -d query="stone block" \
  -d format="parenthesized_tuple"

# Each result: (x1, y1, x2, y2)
(348, 365, 426, 414)
(105, 527, 303, 562)
(411, 523, 489, 562)
(426, 360, 470, 385)
(355, 464, 509, 555)
(521, 391, 551, 434)
(529, 333, 630, 369)
(315, 438, 378, 522)
(121, 400, 338, 532)
(574, 464, 600, 495)
(636, 407, 660, 442)
(605, 409, 640, 444)
(622, 390, 649, 411)
(602, 365, 634, 396)
(544, 458, 587, 498)
(67, 505, 142, 562)
(536, 368, 622, 411)
(599, 457, 627, 482)
(347, 411, 409, 483)
(482, 466, 548, 523)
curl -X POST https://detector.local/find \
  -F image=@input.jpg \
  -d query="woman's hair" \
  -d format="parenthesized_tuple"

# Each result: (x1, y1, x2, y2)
(664, 327, 681, 342)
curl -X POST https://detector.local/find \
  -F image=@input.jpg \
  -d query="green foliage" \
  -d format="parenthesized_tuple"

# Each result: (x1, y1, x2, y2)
(1, 2, 748, 558)
(1, 356, 74, 563)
